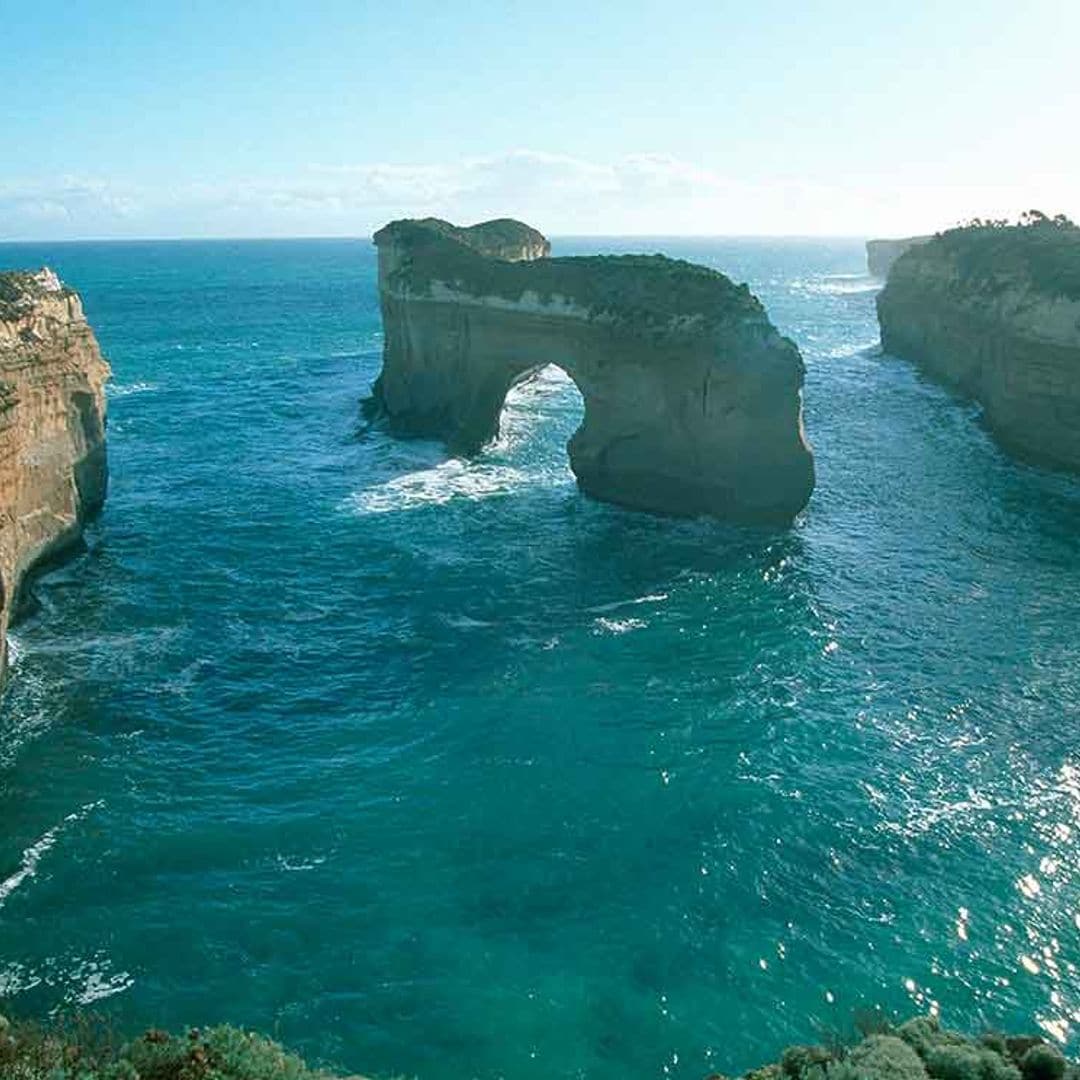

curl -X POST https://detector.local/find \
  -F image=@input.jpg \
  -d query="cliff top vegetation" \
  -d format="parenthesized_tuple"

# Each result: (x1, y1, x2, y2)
(374, 218, 765, 330)
(0, 1012, 356, 1080)
(731, 1013, 1074, 1080)
(914, 211, 1080, 301)
(388, 217, 551, 260)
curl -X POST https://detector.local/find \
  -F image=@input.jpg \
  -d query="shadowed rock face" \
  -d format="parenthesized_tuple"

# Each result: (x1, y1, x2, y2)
(877, 221, 1080, 471)
(0, 269, 110, 682)
(368, 218, 815, 524)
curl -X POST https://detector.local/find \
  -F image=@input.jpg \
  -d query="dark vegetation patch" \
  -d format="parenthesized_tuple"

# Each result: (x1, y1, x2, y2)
(375, 218, 763, 329)
(725, 1013, 1074, 1080)
(395, 217, 550, 259)
(2, 1008, 1071, 1080)
(897, 212, 1080, 301)
(0, 1011, 374, 1079)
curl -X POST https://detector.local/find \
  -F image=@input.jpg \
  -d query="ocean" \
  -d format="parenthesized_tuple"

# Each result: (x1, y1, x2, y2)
(0, 236, 1077, 1079)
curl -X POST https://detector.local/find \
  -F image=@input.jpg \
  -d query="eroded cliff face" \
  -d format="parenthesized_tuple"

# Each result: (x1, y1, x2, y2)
(877, 224, 1080, 471)
(0, 269, 110, 681)
(368, 218, 814, 524)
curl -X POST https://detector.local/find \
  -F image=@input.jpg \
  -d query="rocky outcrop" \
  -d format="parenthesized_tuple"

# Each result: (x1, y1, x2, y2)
(0, 269, 110, 683)
(867, 235, 932, 278)
(368, 218, 814, 524)
(877, 220, 1080, 471)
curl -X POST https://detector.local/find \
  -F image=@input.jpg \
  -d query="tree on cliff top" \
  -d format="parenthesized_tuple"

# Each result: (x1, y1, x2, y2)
(937, 211, 1080, 300)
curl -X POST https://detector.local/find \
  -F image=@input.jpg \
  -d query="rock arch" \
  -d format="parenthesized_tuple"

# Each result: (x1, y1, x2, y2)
(367, 218, 814, 524)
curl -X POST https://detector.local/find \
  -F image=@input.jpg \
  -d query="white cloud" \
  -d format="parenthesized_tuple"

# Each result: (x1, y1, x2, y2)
(1, 150, 1077, 240)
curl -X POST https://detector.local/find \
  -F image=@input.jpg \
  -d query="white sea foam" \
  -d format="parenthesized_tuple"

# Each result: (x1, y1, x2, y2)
(69, 956, 135, 1005)
(5, 634, 22, 669)
(0, 961, 41, 997)
(440, 613, 496, 629)
(277, 854, 328, 872)
(0, 954, 134, 1006)
(0, 801, 104, 909)
(791, 277, 880, 296)
(494, 365, 582, 452)
(0, 642, 59, 768)
(108, 381, 159, 397)
(592, 616, 648, 635)
(587, 592, 669, 614)
(823, 338, 881, 359)
(345, 459, 538, 514)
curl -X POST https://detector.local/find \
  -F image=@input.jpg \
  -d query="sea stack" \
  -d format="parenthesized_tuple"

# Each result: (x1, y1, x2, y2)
(876, 216, 1080, 471)
(368, 218, 815, 524)
(0, 270, 110, 682)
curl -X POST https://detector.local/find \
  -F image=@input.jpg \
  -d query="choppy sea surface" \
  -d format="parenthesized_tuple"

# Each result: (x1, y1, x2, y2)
(0, 237, 1078, 1079)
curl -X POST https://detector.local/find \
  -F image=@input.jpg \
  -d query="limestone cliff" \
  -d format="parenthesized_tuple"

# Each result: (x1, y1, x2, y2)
(368, 218, 814, 524)
(877, 220, 1080, 471)
(0, 269, 110, 682)
(866, 235, 931, 278)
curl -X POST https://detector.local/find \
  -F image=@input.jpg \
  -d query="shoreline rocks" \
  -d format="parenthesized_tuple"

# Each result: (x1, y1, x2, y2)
(368, 217, 815, 524)
(0, 269, 110, 683)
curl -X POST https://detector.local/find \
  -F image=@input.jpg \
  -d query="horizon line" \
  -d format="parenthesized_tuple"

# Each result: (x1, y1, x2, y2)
(0, 231, 884, 246)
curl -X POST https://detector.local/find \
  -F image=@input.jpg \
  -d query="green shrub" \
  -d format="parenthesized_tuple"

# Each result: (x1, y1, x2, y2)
(826, 1062, 864, 1080)
(845, 1034, 929, 1080)
(897, 1017, 968, 1058)
(893, 216, 1080, 301)
(1020, 1045, 1066, 1080)
(0, 1015, 346, 1080)
(783, 1045, 836, 1078)
(735, 1017, 1064, 1080)
(746, 1065, 784, 1080)
(924, 1044, 1021, 1080)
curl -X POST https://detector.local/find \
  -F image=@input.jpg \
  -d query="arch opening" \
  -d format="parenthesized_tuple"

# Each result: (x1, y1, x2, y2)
(493, 363, 586, 478)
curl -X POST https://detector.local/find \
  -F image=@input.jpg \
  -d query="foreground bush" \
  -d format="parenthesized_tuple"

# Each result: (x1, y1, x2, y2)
(0, 1009, 1072, 1080)
(0, 1013, 366, 1080)
(723, 1016, 1074, 1080)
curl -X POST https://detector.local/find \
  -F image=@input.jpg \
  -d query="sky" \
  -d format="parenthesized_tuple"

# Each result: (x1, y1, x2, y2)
(2, 0, 1078, 240)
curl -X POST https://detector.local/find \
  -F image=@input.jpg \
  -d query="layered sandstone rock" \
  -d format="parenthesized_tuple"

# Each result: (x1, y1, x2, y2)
(877, 221, 1080, 470)
(0, 269, 110, 682)
(866, 235, 931, 278)
(368, 218, 814, 524)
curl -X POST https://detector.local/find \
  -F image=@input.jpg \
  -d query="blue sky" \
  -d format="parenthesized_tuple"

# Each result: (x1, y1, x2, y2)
(3, 0, 1077, 239)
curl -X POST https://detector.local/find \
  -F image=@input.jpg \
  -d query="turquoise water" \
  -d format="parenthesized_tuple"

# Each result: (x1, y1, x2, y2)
(0, 237, 1078, 1079)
